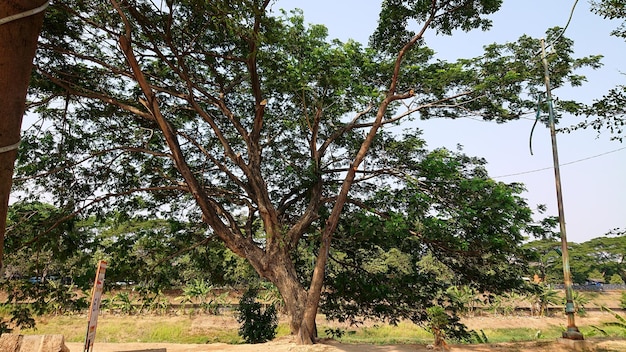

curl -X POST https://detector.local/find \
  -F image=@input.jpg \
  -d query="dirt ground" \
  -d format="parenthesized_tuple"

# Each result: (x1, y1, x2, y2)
(65, 337, 626, 352)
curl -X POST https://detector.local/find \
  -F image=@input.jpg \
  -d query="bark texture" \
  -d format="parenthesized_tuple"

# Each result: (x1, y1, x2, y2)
(0, 0, 47, 269)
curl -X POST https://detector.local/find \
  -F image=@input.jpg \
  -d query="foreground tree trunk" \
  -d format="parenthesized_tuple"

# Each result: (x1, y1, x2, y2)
(0, 0, 47, 269)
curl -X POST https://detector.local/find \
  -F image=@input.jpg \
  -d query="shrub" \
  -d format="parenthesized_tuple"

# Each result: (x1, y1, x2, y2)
(236, 287, 278, 343)
(621, 292, 626, 310)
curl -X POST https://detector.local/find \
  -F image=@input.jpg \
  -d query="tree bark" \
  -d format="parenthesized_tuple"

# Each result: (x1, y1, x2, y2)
(0, 0, 47, 270)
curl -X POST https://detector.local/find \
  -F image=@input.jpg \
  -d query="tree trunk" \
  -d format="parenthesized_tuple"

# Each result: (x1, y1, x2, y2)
(253, 248, 317, 344)
(0, 0, 47, 270)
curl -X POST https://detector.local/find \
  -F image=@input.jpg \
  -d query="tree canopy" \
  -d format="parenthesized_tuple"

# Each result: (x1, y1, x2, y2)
(11, 0, 603, 344)
(560, 0, 626, 141)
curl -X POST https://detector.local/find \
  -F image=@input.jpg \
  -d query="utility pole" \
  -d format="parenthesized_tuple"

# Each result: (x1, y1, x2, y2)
(540, 38, 583, 340)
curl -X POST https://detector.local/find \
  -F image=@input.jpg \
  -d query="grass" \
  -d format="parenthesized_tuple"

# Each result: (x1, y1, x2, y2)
(13, 313, 625, 346)
(19, 315, 243, 344)
(8, 290, 625, 346)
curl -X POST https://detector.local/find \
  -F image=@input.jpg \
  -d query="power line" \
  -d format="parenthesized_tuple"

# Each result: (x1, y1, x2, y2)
(493, 146, 626, 179)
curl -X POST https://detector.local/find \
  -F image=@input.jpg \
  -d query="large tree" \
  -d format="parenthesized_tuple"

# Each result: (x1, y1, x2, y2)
(14, 0, 599, 343)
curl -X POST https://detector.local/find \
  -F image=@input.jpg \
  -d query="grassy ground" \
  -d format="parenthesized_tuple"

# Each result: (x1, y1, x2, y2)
(15, 309, 626, 346)
(6, 289, 625, 346)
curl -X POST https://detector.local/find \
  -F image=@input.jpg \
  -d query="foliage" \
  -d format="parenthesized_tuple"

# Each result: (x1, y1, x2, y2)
(424, 306, 471, 347)
(321, 148, 536, 327)
(446, 286, 482, 317)
(259, 282, 285, 314)
(3, 201, 91, 287)
(591, 0, 626, 39)
(525, 284, 560, 317)
(524, 232, 626, 285)
(621, 292, 626, 309)
(178, 280, 226, 315)
(470, 329, 489, 344)
(324, 327, 346, 339)
(488, 292, 522, 316)
(0, 277, 87, 331)
(236, 287, 278, 344)
(593, 306, 626, 336)
(560, 0, 625, 141)
(609, 274, 624, 284)
(135, 287, 171, 315)
(571, 291, 591, 317)
(425, 306, 449, 348)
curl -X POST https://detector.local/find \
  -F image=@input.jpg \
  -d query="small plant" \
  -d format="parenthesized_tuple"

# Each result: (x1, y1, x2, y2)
(525, 284, 560, 316)
(178, 279, 222, 315)
(136, 287, 171, 315)
(470, 329, 488, 343)
(594, 306, 626, 335)
(620, 292, 626, 310)
(609, 274, 624, 285)
(570, 291, 591, 317)
(236, 287, 278, 344)
(260, 282, 285, 313)
(425, 306, 449, 350)
(113, 291, 135, 315)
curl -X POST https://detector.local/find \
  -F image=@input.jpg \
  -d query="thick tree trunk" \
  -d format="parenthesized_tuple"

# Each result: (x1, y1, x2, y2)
(254, 249, 317, 344)
(0, 0, 47, 270)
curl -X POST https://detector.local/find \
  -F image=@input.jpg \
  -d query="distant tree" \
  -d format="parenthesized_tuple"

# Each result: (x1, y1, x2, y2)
(586, 268, 606, 283)
(572, 234, 626, 284)
(609, 273, 624, 285)
(3, 202, 88, 283)
(522, 239, 564, 283)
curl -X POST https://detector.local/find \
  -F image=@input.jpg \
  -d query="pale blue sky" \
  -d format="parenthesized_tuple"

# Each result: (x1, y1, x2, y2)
(274, 0, 626, 243)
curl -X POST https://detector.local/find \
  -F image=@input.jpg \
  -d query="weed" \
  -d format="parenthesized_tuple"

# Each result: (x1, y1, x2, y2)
(236, 287, 277, 343)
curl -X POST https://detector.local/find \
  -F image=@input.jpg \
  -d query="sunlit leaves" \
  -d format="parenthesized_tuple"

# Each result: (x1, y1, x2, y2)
(322, 147, 535, 326)
(371, 0, 502, 54)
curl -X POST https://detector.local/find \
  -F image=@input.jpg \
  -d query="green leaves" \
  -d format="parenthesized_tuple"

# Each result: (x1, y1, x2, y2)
(371, 0, 502, 53)
(322, 146, 535, 327)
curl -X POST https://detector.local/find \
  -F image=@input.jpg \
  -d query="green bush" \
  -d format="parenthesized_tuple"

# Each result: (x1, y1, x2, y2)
(236, 287, 278, 343)
(620, 292, 626, 310)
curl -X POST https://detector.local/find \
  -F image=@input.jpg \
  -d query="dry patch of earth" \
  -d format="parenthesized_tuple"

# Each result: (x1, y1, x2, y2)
(65, 337, 626, 352)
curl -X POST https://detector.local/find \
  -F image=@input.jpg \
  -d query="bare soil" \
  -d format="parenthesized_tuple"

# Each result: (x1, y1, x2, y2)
(65, 337, 626, 352)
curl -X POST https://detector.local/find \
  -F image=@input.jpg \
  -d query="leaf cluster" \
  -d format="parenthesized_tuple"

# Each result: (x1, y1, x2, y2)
(321, 148, 535, 327)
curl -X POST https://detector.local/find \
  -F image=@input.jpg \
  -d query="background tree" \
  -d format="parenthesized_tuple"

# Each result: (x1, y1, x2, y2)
(522, 239, 565, 284)
(3, 201, 88, 283)
(524, 231, 626, 285)
(14, 0, 601, 344)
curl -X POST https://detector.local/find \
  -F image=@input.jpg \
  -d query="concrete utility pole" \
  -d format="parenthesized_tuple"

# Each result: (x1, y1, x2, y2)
(0, 0, 48, 270)
(540, 38, 583, 340)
